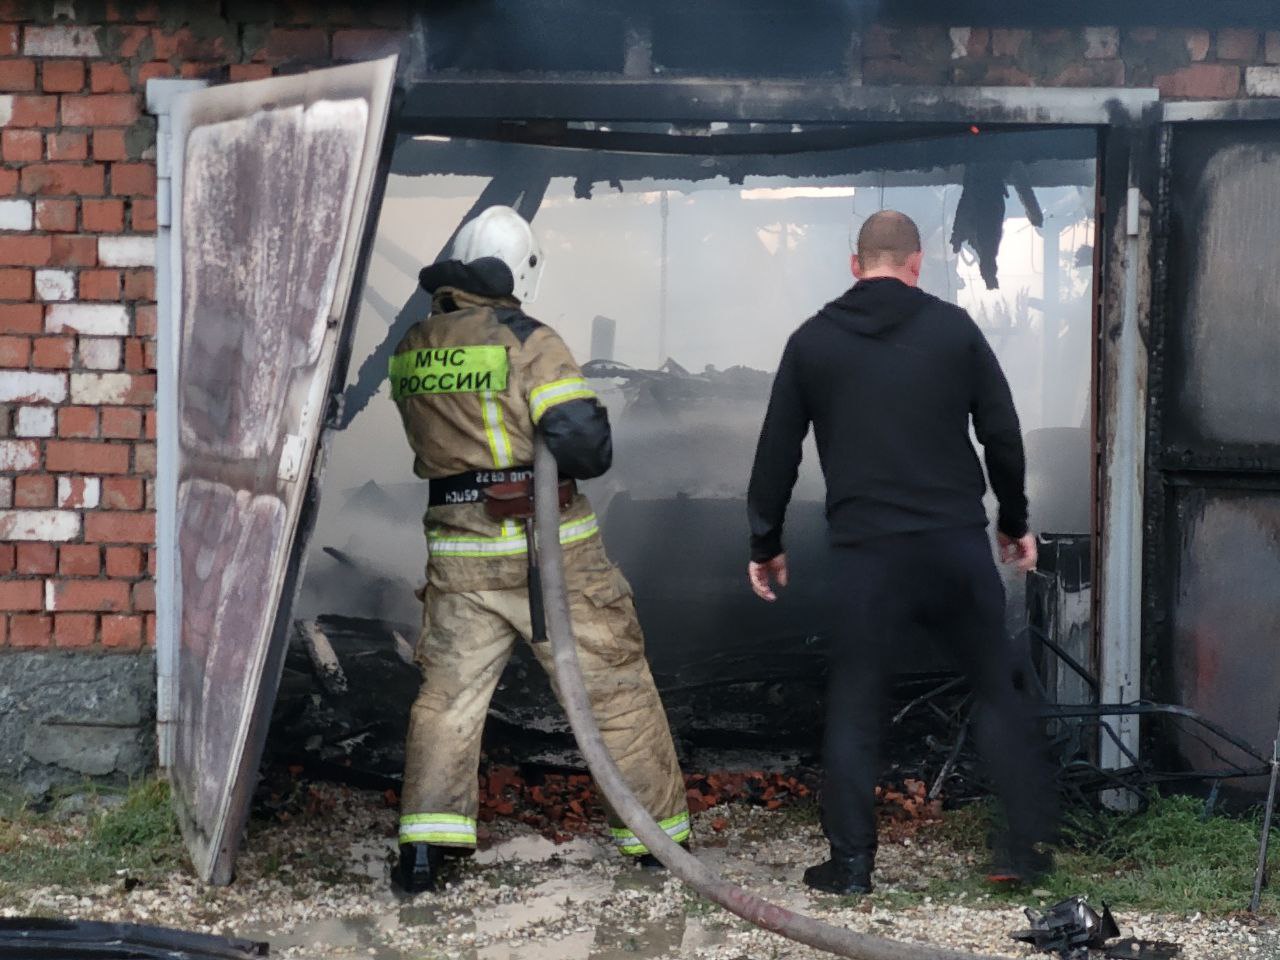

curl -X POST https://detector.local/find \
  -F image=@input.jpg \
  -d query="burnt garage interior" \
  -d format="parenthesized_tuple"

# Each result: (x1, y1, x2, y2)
(287, 125, 1099, 774)
(153, 2, 1280, 882)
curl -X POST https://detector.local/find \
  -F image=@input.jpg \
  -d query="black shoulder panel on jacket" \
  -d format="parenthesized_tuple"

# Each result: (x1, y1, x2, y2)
(538, 397, 612, 480)
(495, 307, 545, 344)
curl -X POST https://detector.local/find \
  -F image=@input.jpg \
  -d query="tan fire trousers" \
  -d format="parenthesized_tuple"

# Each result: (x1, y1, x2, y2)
(400, 550, 690, 856)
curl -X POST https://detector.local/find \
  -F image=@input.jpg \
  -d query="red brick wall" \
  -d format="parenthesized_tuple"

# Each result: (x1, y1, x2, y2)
(0, 2, 408, 653)
(0, 9, 1278, 655)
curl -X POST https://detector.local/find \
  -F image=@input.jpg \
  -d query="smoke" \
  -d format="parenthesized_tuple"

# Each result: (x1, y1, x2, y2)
(300, 132, 1096, 625)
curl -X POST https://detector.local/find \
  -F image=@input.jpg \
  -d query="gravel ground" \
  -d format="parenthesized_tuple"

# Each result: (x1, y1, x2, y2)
(3, 784, 1277, 960)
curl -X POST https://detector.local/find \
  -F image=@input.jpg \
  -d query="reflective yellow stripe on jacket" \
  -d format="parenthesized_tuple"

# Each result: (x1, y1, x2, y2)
(428, 514, 600, 558)
(481, 392, 514, 468)
(529, 377, 596, 424)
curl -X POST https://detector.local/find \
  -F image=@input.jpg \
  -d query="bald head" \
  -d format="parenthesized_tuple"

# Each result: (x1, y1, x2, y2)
(851, 210, 924, 286)
(856, 210, 921, 268)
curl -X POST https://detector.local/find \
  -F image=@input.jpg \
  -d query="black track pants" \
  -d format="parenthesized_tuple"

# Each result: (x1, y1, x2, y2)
(819, 526, 1058, 856)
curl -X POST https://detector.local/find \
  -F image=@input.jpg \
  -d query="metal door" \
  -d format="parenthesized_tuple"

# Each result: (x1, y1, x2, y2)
(1146, 111, 1280, 785)
(162, 58, 396, 882)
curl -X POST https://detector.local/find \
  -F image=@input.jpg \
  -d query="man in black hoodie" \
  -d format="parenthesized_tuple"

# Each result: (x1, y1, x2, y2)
(747, 210, 1057, 894)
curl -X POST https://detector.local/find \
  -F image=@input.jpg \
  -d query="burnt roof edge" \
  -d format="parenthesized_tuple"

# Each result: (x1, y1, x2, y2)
(398, 79, 1159, 128)
(1162, 99, 1280, 124)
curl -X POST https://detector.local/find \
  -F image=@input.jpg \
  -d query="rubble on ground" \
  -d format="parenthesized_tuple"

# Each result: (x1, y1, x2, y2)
(1, 781, 1275, 960)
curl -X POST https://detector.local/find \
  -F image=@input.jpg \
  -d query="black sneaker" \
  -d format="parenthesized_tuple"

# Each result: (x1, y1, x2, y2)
(803, 851, 874, 895)
(637, 840, 691, 871)
(987, 846, 1054, 886)
(393, 842, 445, 893)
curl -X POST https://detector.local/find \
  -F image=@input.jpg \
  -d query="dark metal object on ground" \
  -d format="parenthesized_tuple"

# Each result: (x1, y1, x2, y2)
(1104, 939, 1182, 960)
(535, 437, 999, 960)
(1010, 896, 1119, 958)
(1250, 703, 1280, 913)
(0, 918, 267, 959)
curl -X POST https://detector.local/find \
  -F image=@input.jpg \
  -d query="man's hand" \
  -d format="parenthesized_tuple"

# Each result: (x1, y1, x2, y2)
(998, 532, 1038, 574)
(748, 554, 789, 602)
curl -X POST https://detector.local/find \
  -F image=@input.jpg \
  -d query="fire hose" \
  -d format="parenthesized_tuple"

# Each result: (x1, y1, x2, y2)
(532, 437, 996, 960)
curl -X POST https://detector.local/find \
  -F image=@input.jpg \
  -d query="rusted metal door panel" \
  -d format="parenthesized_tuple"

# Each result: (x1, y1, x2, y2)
(1168, 489, 1280, 777)
(167, 58, 396, 883)
(1148, 119, 1280, 787)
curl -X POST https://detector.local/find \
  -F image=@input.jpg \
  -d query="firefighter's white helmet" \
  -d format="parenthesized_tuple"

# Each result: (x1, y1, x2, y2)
(450, 205, 545, 303)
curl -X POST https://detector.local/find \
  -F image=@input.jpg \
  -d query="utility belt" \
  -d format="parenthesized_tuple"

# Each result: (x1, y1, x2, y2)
(428, 467, 575, 518)
(428, 466, 576, 645)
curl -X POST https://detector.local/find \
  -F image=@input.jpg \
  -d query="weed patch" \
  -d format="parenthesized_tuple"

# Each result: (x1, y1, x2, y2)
(921, 795, 1278, 916)
(0, 779, 186, 902)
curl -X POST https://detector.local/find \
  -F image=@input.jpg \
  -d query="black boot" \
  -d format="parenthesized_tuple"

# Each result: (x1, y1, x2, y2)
(394, 842, 445, 893)
(637, 840, 691, 871)
(803, 850, 874, 895)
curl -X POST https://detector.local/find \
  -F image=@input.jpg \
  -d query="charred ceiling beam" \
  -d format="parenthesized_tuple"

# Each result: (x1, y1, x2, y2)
(388, 129, 1097, 188)
(396, 80, 1156, 129)
(405, 119, 997, 156)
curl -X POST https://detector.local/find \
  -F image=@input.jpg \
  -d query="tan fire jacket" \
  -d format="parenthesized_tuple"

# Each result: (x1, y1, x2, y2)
(392, 286, 605, 592)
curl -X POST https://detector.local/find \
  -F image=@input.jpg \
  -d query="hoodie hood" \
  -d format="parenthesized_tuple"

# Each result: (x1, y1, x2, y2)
(819, 277, 930, 337)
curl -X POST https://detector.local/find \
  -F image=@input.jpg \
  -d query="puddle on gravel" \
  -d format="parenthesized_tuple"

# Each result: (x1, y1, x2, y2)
(474, 833, 599, 864)
(264, 911, 728, 960)
(263, 915, 404, 959)
(348, 837, 397, 880)
(475, 873, 612, 937)
(250, 832, 735, 959)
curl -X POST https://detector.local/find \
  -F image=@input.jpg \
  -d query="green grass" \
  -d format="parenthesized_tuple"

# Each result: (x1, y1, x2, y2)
(919, 795, 1279, 916)
(0, 779, 187, 901)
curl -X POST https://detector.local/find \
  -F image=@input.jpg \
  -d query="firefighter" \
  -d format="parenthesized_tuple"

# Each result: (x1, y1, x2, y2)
(391, 206, 690, 893)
